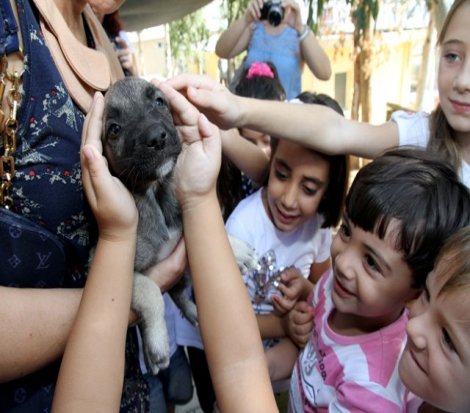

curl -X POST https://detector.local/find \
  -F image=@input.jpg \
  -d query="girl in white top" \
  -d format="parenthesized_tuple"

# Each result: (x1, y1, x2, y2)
(166, 0, 470, 189)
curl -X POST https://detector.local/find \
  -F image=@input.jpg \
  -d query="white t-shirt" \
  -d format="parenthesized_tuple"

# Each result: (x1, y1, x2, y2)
(225, 188, 331, 279)
(392, 110, 470, 188)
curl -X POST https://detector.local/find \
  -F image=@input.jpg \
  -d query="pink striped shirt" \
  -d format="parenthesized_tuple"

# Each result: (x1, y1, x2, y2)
(289, 270, 411, 412)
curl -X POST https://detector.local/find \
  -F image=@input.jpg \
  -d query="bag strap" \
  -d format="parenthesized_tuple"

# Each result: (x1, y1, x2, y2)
(0, 0, 23, 209)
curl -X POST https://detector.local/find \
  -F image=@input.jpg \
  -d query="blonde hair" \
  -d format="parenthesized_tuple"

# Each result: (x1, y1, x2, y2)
(436, 226, 470, 293)
(428, 0, 469, 172)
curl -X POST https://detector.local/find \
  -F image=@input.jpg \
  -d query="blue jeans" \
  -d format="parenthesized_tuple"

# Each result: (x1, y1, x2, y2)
(145, 346, 193, 412)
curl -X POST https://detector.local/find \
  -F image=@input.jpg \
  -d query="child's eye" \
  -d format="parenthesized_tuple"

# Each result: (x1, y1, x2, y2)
(442, 328, 456, 352)
(338, 223, 351, 238)
(443, 52, 461, 64)
(274, 169, 288, 180)
(303, 186, 317, 196)
(365, 254, 381, 273)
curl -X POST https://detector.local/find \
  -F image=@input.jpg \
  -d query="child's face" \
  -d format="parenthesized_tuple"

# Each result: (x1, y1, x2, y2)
(263, 140, 329, 232)
(330, 214, 416, 331)
(399, 271, 470, 412)
(437, 0, 470, 138)
(240, 127, 271, 158)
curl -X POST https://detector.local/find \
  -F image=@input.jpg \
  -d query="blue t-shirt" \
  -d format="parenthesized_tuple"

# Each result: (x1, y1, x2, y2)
(245, 22, 301, 99)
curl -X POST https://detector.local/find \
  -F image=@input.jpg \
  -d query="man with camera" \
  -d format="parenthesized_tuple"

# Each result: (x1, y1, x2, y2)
(215, 0, 331, 99)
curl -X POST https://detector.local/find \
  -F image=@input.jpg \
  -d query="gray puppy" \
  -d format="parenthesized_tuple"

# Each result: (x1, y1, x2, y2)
(102, 77, 194, 374)
(102, 77, 257, 374)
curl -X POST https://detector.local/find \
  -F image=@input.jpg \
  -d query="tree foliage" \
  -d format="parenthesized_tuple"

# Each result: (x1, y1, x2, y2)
(168, 10, 210, 74)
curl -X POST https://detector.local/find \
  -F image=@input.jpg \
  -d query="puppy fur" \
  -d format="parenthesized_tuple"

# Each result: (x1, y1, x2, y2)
(102, 77, 196, 373)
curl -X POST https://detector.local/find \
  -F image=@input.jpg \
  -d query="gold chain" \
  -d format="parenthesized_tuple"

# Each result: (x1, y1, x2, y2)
(0, 54, 23, 209)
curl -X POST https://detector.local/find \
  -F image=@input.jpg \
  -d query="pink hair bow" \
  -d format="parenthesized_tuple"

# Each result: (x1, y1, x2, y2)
(246, 62, 274, 79)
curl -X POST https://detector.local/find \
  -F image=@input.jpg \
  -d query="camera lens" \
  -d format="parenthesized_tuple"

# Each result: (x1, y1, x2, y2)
(268, 4, 283, 26)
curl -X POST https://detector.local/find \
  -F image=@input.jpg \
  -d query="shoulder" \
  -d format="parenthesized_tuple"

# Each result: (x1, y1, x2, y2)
(225, 189, 264, 230)
(390, 110, 430, 147)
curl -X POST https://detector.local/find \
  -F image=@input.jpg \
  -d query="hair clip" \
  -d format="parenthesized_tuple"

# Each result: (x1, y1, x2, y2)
(246, 62, 274, 79)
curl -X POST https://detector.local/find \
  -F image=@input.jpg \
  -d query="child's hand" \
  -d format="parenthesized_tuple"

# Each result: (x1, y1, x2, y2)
(156, 82, 222, 210)
(282, 301, 314, 349)
(81, 93, 138, 241)
(163, 74, 240, 131)
(271, 267, 305, 315)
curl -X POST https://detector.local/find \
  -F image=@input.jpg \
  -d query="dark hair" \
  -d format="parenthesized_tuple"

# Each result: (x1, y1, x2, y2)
(102, 11, 125, 38)
(270, 92, 349, 228)
(234, 61, 286, 101)
(428, 0, 469, 172)
(345, 147, 470, 288)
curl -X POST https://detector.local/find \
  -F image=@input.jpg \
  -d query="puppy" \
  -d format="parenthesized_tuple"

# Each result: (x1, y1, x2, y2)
(102, 77, 194, 373)
(102, 77, 257, 374)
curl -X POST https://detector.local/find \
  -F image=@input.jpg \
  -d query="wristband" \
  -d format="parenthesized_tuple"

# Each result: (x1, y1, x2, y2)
(298, 24, 310, 42)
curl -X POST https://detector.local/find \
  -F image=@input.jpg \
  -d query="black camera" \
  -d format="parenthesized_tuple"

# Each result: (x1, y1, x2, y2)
(260, 0, 284, 27)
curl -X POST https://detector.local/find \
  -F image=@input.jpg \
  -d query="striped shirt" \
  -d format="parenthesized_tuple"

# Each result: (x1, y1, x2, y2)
(289, 270, 410, 412)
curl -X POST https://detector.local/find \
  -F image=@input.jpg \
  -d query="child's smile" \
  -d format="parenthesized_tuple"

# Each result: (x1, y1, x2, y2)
(263, 140, 329, 232)
(399, 269, 470, 412)
(329, 215, 418, 334)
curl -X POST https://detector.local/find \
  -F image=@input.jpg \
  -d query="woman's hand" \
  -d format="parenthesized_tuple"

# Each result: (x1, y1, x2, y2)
(114, 36, 136, 75)
(146, 238, 187, 292)
(81, 93, 138, 241)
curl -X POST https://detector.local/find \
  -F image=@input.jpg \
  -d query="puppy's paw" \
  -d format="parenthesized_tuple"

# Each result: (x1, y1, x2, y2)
(144, 327, 170, 375)
(228, 235, 258, 275)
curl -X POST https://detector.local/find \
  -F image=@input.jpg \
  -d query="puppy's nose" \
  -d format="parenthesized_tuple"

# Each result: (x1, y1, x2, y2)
(146, 129, 167, 150)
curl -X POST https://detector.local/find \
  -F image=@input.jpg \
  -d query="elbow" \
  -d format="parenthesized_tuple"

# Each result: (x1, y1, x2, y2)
(317, 64, 332, 81)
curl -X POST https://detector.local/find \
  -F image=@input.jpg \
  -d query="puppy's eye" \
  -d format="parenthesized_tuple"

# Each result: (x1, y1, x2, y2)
(155, 97, 165, 106)
(108, 123, 121, 139)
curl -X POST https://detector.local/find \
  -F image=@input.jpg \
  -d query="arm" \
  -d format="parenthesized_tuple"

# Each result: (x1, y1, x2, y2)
(215, 0, 263, 58)
(221, 128, 269, 184)
(299, 31, 331, 81)
(282, 0, 331, 80)
(115, 35, 139, 76)
(52, 92, 138, 411)
(161, 81, 278, 412)
(308, 257, 331, 285)
(265, 338, 299, 381)
(165, 74, 400, 159)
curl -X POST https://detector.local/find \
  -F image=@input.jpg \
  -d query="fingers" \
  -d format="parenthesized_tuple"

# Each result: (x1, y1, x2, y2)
(164, 74, 220, 94)
(81, 92, 104, 148)
(158, 82, 200, 127)
(81, 144, 115, 207)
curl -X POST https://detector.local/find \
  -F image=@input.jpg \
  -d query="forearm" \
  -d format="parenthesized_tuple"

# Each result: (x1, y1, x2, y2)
(183, 191, 277, 412)
(215, 16, 251, 58)
(257, 313, 285, 339)
(0, 286, 82, 382)
(237, 97, 399, 158)
(221, 129, 269, 183)
(300, 32, 332, 81)
(52, 237, 135, 412)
